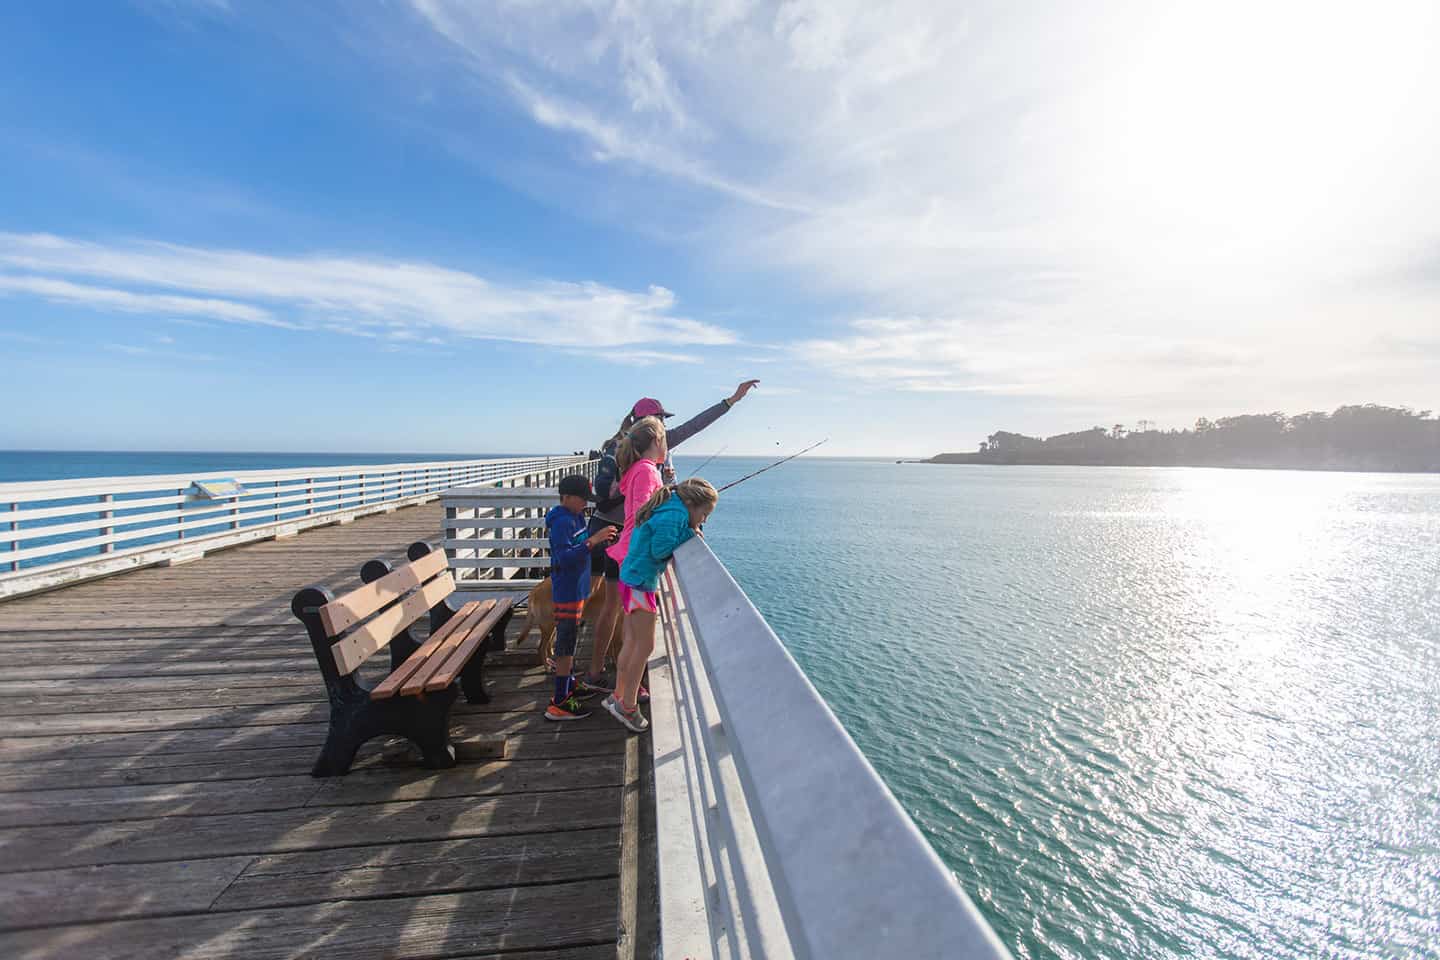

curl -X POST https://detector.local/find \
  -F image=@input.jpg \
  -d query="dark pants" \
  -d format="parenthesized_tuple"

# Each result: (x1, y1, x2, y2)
(553, 599, 584, 658)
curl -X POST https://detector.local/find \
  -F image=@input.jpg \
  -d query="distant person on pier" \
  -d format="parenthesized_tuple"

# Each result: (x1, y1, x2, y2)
(582, 380, 760, 688)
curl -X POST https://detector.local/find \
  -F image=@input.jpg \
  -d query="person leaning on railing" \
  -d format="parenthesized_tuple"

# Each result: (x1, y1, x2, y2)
(602, 478, 719, 733)
(582, 380, 759, 689)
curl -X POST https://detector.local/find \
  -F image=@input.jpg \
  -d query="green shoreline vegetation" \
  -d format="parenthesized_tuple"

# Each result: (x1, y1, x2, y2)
(924, 404, 1440, 472)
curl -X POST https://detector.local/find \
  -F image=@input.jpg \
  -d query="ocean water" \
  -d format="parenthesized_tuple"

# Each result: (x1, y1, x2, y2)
(4, 451, 1437, 958)
(692, 457, 1440, 960)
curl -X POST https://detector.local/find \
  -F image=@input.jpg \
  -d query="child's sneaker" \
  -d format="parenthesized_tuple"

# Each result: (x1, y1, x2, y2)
(545, 696, 591, 722)
(571, 676, 604, 700)
(582, 672, 613, 692)
(602, 694, 649, 733)
(637, 684, 650, 704)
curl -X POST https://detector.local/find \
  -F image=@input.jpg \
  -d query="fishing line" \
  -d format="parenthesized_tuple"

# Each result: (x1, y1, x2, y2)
(716, 438, 829, 492)
(685, 445, 728, 479)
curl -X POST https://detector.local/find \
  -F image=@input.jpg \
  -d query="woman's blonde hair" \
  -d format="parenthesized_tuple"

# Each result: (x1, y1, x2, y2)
(610, 412, 636, 446)
(616, 416, 666, 475)
(636, 477, 719, 526)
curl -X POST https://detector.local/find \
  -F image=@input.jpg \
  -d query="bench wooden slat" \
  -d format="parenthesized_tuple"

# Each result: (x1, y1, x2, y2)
(422, 598, 513, 693)
(329, 572, 456, 676)
(318, 549, 448, 635)
(370, 600, 492, 701)
(397, 598, 501, 698)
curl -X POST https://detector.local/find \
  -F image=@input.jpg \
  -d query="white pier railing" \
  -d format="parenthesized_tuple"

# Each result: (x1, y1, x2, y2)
(652, 538, 1013, 960)
(439, 481, 600, 602)
(0, 455, 592, 600)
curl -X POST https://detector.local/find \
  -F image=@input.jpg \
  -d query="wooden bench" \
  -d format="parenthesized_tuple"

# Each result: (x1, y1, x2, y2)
(291, 540, 515, 777)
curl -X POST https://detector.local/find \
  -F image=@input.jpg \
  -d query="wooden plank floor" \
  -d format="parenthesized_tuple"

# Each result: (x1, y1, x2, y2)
(0, 504, 642, 960)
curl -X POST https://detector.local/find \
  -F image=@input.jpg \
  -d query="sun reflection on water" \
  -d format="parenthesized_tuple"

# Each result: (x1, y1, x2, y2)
(704, 460, 1440, 960)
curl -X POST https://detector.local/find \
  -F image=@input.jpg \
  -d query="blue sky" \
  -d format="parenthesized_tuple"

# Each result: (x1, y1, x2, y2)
(2, 1, 1437, 456)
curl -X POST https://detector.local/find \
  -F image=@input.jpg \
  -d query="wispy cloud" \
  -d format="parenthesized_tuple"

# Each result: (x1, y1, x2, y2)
(103, 341, 215, 361)
(590, 348, 702, 366)
(399, 0, 1440, 412)
(505, 77, 810, 214)
(0, 273, 279, 326)
(0, 232, 736, 349)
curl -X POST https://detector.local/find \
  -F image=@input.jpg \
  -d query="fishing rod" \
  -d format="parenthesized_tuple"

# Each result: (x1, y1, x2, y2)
(716, 438, 829, 492)
(686, 445, 728, 479)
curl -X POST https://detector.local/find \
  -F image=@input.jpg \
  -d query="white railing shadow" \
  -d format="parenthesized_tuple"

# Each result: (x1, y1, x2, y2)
(652, 537, 1013, 960)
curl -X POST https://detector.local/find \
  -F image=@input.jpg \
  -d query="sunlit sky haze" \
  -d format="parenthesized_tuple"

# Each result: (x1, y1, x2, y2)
(1, 1, 1437, 456)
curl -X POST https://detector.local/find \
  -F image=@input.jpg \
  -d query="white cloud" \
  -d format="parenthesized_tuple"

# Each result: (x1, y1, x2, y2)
(590, 348, 703, 366)
(505, 77, 809, 214)
(0, 232, 736, 349)
(402, 0, 1440, 412)
(0, 273, 276, 325)
(103, 342, 218, 362)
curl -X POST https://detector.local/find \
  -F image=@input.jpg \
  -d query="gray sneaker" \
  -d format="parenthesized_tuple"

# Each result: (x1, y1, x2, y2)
(602, 694, 649, 733)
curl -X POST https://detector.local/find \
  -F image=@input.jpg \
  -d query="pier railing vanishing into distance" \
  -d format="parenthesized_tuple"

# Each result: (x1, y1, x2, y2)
(0, 455, 591, 599)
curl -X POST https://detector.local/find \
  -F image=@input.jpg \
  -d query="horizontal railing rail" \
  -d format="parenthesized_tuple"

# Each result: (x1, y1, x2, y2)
(0, 455, 592, 600)
(653, 538, 1013, 960)
(440, 476, 599, 600)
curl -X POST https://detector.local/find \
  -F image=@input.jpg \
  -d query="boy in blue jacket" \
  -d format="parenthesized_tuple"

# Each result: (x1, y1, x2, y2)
(545, 475, 617, 721)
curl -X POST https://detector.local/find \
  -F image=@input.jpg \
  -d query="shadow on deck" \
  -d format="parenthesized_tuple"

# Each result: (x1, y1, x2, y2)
(0, 502, 642, 960)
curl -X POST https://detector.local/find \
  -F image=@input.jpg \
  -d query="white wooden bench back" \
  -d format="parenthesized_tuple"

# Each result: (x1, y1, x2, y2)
(318, 550, 453, 675)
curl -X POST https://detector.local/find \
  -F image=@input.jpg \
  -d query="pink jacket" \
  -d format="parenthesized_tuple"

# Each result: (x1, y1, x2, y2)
(606, 458, 663, 566)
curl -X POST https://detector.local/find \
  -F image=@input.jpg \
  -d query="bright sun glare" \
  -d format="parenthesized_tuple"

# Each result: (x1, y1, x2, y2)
(1080, 1, 1438, 272)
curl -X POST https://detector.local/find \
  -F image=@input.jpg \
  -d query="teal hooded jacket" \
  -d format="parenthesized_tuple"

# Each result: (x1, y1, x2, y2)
(618, 495, 696, 592)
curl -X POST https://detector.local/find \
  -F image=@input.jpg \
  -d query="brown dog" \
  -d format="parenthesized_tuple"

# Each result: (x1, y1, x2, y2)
(517, 574, 610, 666)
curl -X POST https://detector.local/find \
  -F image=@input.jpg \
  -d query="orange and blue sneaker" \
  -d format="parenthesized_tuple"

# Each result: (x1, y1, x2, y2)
(545, 695, 591, 722)
(571, 676, 604, 700)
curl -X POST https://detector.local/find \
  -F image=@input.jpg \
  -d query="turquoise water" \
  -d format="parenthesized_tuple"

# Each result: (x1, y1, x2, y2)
(694, 458, 1439, 960)
(5, 451, 1437, 957)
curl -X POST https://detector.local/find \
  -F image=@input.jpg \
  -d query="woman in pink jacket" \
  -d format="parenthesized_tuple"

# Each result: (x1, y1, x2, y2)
(603, 415, 667, 703)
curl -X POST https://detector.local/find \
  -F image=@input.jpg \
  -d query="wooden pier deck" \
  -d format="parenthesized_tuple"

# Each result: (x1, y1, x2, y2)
(0, 503, 643, 960)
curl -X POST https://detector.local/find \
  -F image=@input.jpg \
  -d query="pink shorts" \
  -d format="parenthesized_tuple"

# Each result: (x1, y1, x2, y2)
(617, 581, 658, 615)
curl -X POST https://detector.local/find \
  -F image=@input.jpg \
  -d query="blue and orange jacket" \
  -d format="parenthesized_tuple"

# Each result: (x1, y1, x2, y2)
(546, 504, 592, 606)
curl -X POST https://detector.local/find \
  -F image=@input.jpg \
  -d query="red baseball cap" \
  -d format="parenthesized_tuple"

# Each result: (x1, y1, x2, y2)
(631, 397, 674, 419)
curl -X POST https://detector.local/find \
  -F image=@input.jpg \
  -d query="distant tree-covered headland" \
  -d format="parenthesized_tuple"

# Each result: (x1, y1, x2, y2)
(926, 405, 1440, 472)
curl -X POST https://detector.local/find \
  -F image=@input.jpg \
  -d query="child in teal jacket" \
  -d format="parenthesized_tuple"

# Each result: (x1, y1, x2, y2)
(604, 478, 719, 732)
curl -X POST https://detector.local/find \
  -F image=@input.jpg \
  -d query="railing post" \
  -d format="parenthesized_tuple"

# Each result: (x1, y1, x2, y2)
(306, 477, 314, 517)
(99, 493, 114, 554)
(274, 480, 281, 523)
(176, 488, 186, 541)
(230, 491, 241, 530)
(6, 502, 17, 573)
